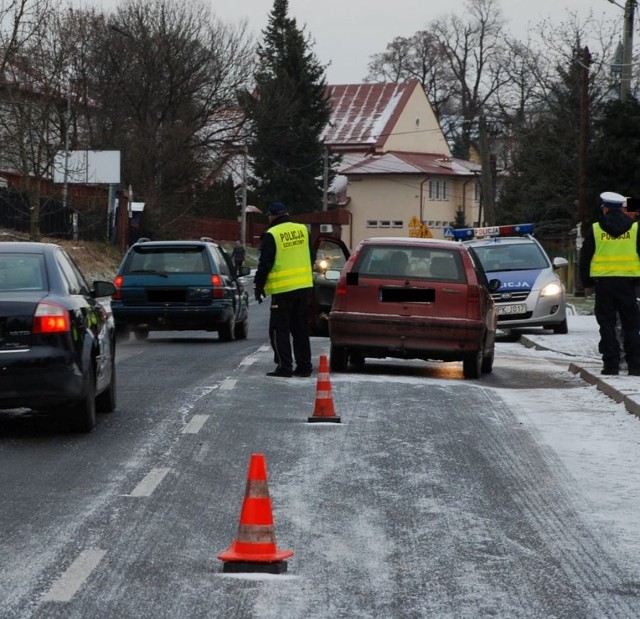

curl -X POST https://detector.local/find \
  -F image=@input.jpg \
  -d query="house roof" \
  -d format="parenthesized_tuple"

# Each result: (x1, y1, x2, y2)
(322, 81, 419, 151)
(340, 151, 481, 177)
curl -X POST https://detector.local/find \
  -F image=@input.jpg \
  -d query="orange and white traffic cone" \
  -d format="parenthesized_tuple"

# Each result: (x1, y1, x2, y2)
(308, 354, 341, 423)
(217, 453, 293, 573)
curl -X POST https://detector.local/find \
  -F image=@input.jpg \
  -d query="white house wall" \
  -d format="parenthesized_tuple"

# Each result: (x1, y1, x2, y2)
(345, 174, 480, 247)
(382, 86, 451, 155)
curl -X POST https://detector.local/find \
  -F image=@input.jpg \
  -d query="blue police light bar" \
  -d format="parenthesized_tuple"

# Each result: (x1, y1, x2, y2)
(452, 223, 534, 240)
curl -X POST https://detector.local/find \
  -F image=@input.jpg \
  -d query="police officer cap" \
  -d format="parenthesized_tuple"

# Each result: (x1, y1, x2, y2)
(266, 202, 288, 216)
(600, 191, 626, 208)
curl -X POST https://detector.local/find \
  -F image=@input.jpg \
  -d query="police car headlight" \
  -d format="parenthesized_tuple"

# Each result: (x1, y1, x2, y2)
(541, 282, 562, 297)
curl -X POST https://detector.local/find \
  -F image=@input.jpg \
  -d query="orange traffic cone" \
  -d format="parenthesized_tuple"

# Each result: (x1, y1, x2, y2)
(308, 354, 341, 423)
(217, 453, 293, 573)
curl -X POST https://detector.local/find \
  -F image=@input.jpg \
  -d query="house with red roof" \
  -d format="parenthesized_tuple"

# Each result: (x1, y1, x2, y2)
(323, 80, 481, 247)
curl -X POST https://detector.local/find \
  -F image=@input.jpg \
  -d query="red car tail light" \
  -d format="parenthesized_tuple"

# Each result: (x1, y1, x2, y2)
(32, 301, 70, 334)
(112, 275, 123, 300)
(335, 248, 360, 298)
(466, 285, 481, 320)
(211, 274, 224, 299)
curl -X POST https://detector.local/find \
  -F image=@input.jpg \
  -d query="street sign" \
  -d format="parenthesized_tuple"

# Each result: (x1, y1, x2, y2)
(420, 224, 432, 238)
(443, 227, 454, 238)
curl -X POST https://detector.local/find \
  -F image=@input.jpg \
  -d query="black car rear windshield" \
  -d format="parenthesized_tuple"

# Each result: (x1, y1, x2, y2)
(352, 246, 466, 282)
(0, 253, 46, 291)
(125, 247, 210, 274)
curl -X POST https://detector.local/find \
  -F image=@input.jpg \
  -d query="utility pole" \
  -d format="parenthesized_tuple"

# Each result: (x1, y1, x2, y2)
(322, 146, 329, 211)
(240, 144, 248, 246)
(62, 80, 74, 239)
(478, 114, 495, 226)
(621, 0, 636, 100)
(578, 46, 592, 227)
(576, 46, 592, 296)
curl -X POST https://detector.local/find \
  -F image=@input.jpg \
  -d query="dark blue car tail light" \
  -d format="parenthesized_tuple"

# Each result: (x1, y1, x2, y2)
(112, 275, 123, 300)
(32, 301, 70, 334)
(211, 274, 224, 299)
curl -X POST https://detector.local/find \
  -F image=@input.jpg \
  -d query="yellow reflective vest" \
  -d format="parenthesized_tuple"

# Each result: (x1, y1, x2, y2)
(590, 222, 640, 277)
(264, 222, 313, 295)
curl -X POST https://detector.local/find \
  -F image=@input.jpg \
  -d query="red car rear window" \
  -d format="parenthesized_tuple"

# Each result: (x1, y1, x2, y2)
(352, 246, 465, 283)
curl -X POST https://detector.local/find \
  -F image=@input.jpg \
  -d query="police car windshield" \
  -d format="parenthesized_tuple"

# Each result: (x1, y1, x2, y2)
(473, 243, 549, 272)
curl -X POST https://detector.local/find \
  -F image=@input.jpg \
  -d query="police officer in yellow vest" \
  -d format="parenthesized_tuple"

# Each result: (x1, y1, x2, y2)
(254, 202, 314, 377)
(579, 191, 640, 375)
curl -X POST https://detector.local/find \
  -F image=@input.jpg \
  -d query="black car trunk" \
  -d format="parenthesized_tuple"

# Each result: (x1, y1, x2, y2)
(0, 294, 47, 351)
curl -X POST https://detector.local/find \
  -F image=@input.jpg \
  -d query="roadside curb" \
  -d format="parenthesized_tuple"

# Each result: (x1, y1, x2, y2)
(521, 335, 640, 419)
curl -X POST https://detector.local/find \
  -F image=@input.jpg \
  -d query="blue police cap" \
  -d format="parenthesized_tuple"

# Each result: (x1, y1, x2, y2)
(600, 191, 626, 208)
(266, 202, 288, 216)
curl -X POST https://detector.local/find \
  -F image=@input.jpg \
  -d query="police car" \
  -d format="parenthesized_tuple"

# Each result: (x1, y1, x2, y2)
(457, 224, 569, 334)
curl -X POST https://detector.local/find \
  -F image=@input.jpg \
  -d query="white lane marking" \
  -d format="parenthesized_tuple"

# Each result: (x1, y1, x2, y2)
(182, 415, 209, 434)
(220, 378, 237, 390)
(127, 468, 170, 497)
(258, 345, 271, 352)
(42, 549, 107, 602)
(240, 357, 256, 366)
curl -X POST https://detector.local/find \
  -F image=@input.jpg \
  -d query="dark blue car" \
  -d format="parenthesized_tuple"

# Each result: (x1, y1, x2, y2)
(111, 238, 250, 341)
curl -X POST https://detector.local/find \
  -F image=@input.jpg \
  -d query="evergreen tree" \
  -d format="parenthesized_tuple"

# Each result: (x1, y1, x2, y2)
(497, 46, 594, 240)
(587, 98, 640, 220)
(242, 0, 332, 214)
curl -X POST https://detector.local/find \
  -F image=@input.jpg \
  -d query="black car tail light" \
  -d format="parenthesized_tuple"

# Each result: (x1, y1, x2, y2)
(211, 274, 224, 299)
(112, 275, 123, 300)
(32, 301, 70, 334)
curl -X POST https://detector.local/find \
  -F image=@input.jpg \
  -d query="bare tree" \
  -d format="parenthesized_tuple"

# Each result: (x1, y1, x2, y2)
(430, 0, 509, 159)
(0, 0, 76, 239)
(366, 0, 509, 158)
(79, 0, 255, 235)
(0, 0, 53, 75)
(367, 31, 457, 121)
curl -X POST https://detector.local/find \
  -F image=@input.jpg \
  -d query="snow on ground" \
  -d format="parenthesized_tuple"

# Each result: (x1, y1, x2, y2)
(492, 316, 640, 571)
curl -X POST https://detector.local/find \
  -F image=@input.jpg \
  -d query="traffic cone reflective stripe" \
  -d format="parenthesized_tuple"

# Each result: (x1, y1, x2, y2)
(308, 355, 341, 423)
(217, 453, 293, 572)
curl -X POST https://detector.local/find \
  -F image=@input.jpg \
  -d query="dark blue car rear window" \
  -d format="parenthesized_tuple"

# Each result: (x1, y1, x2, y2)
(125, 248, 209, 274)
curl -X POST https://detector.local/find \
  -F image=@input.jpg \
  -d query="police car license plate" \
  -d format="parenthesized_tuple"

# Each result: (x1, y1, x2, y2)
(497, 304, 526, 315)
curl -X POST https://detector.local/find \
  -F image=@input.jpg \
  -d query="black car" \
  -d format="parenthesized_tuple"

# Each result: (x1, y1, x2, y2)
(0, 242, 117, 432)
(310, 236, 350, 335)
(111, 238, 250, 341)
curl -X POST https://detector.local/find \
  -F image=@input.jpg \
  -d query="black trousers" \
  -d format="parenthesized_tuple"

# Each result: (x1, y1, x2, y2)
(269, 288, 312, 373)
(594, 278, 640, 370)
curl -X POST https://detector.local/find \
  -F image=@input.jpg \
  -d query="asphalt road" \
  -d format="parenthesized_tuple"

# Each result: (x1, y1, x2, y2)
(1, 301, 639, 618)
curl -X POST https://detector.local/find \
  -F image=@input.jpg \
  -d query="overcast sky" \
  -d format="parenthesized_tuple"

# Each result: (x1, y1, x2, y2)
(80, 0, 627, 84)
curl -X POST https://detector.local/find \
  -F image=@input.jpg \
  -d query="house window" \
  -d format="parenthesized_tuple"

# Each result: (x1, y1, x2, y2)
(392, 220, 403, 228)
(474, 182, 481, 203)
(379, 220, 390, 228)
(366, 220, 378, 228)
(428, 180, 449, 201)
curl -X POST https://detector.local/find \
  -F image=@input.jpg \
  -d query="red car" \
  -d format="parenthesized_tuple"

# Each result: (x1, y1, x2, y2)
(328, 237, 499, 379)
